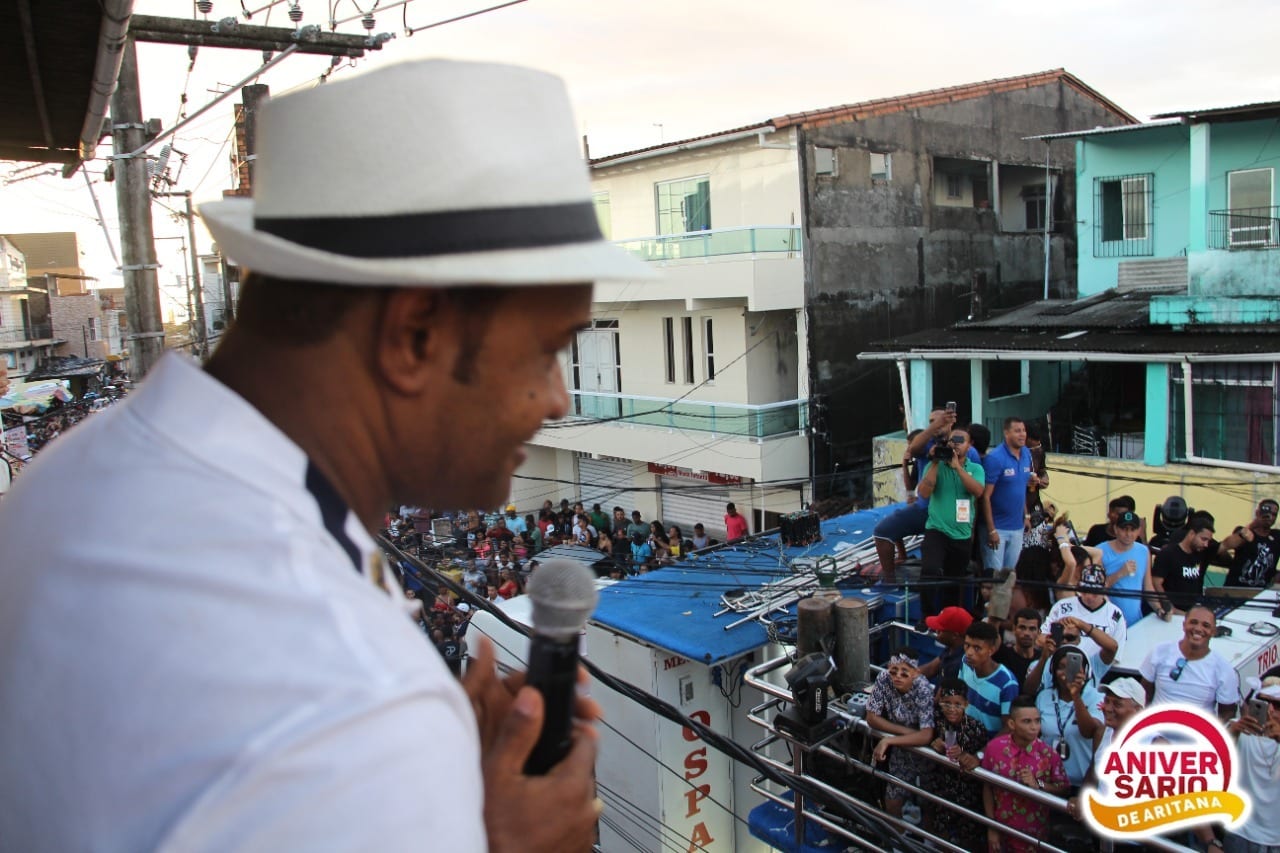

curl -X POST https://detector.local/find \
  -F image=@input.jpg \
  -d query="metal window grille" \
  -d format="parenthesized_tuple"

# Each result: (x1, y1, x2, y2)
(1094, 174, 1154, 257)
(1170, 362, 1279, 468)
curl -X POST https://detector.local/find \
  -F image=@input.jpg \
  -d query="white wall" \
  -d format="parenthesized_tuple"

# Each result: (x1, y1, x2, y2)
(592, 132, 802, 240)
(0, 238, 27, 289)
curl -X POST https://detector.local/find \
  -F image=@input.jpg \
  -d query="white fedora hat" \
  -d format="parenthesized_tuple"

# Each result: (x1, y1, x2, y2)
(200, 59, 656, 287)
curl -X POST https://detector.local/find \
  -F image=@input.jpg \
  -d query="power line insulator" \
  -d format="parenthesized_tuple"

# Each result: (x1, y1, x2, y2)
(361, 13, 376, 29)
(195, 0, 214, 14)
(288, 3, 303, 22)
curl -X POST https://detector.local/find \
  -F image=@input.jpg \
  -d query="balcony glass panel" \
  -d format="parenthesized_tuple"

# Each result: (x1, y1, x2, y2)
(564, 391, 807, 438)
(615, 226, 802, 263)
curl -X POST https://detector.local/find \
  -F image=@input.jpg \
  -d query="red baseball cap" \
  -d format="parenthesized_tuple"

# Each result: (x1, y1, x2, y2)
(925, 606, 973, 635)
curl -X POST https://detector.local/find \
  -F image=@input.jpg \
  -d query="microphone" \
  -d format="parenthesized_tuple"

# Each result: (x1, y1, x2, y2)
(523, 558, 599, 775)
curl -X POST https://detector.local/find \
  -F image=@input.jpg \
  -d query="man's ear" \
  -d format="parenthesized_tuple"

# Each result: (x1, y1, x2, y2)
(375, 289, 449, 395)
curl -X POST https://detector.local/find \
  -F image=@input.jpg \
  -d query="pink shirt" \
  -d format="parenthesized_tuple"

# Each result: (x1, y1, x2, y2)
(724, 513, 748, 540)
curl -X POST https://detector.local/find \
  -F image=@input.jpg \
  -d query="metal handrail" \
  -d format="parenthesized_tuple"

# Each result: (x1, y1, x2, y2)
(742, 652, 1197, 853)
(1208, 205, 1280, 250)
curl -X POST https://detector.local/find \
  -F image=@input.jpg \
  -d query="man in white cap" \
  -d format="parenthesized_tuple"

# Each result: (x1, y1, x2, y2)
(0, 59, 653, 852)
(1065, 677, 1145, 822)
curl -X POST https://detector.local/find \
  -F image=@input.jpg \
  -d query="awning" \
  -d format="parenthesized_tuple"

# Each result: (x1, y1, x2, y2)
(25, 357, 106, 381)
(859, 289, 1280, 363)
(0, 379, 71, 410)
(0, 1, 134, 166)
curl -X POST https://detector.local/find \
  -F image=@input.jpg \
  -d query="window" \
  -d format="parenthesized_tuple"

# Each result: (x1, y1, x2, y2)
(1024, 183, 1047, 231)
(592, 191, 612, 240)
(663, 317, 675, 383)
(946, 174, 963, 199)
(870, 152, 891, 182)
(1227, 168, 1274, 247)
(655, 176, 711, 235)
(702, 317, 715, 383)
(1171, 363, 1277, 468)
(814, 147, 837, 177)
(4, 353, 14, 369)
(681, 316, 695, 384)
(1095, 174, 1153, 257)
(989, 360, 1029, 399)
(86, 317, 99, 341)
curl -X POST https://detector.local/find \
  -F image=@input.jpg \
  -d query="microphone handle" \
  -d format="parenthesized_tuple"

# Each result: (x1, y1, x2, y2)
(523, 632, 580, 775)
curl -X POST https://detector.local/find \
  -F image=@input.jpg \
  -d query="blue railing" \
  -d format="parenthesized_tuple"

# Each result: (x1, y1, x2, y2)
(567, 391, 808, 439)
(614, 226, 802, 263)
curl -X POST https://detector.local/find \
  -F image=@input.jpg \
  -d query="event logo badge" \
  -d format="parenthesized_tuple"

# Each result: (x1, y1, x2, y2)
(1082, 705, 1251, 839)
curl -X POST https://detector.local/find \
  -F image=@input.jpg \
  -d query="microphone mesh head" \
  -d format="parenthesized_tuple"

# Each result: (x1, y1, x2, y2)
(526, 559, 600, 639)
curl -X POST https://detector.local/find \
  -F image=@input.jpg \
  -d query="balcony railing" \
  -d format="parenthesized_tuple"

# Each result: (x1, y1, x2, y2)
(566, 391, 808, 439)
(614, 226, 802, 263)
(0, 323, 55, 345)
(1209, 205, 1280, 249)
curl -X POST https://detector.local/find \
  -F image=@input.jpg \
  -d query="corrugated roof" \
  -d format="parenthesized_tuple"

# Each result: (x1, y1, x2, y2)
(1026, 119, 1182, 141)
(589, 121, 773, 167)
(861, 289, 1280, 359)
(590, 68, 1136, 166)
(1152, 101, 1280, 123)
(864, 326, 1280, 359)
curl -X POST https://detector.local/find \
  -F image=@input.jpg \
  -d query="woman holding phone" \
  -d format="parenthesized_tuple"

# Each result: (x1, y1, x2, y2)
(1034, 646, 1104, 791)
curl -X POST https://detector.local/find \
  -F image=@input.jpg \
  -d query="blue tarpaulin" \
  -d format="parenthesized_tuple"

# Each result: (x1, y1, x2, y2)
(591, 506, 913, 665)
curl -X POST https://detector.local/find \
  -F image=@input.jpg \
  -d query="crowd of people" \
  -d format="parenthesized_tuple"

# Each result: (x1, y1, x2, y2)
(875, 408, 1280, 622)
(862, 592, 1280, 851)
(858, 406, 1280, 851)
(379, 410, 1280, 852)
(382, 498, 755, 673)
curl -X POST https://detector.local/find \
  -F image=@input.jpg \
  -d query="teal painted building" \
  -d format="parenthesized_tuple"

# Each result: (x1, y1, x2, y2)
(861, 101, 1280, 488)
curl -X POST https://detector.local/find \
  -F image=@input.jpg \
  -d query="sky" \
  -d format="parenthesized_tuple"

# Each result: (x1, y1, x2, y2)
(1, 0, 1277, 313)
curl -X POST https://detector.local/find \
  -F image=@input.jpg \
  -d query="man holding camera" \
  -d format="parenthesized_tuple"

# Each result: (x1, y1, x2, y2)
(917, 425, 985, 613)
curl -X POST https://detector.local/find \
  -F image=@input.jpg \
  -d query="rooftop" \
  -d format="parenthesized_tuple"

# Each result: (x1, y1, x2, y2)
(590, 68, 1135, 167)
(860, 288, 1280, 361)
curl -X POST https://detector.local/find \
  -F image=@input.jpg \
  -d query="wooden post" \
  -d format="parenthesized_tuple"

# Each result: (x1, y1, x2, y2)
(833, 597, 870, 692)
(796, 597, 834, 659)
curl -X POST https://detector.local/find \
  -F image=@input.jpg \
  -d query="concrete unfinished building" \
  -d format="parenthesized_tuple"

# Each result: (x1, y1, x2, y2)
(788, 70, 1134, 489)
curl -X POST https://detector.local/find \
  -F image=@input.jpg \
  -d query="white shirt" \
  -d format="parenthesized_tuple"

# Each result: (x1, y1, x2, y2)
(1234, 734, 1280, 845)
(1043, 594, 1127, 662)
(0, 354, 484, 852)
(1138, 641, 1239, 711)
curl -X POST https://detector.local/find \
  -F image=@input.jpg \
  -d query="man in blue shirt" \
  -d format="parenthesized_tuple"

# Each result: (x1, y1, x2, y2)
(981, 417, 1034, 573)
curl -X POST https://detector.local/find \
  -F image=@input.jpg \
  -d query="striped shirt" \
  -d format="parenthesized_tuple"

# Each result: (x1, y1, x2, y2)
(961, 662, 1020, 736)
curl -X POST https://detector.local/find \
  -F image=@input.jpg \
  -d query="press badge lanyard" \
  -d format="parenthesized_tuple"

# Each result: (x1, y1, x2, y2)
(1053, 694, 1075, 742)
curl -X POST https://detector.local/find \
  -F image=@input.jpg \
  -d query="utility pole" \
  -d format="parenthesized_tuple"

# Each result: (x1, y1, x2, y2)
(158, 191, 207, 358)
(110, 16, 389, 376)
(112, 37, 166, 379)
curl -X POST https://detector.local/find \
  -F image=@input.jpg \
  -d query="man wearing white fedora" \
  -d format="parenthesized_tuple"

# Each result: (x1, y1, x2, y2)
(0, 60, 653, 851)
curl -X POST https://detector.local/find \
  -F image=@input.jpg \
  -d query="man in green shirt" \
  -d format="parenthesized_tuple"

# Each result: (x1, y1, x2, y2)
(917, 426, 986, 615)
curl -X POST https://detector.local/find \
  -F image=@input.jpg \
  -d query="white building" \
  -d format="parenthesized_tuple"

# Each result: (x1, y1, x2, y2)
(515, 127, 810, 539)
(0, 236, 62, 381)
